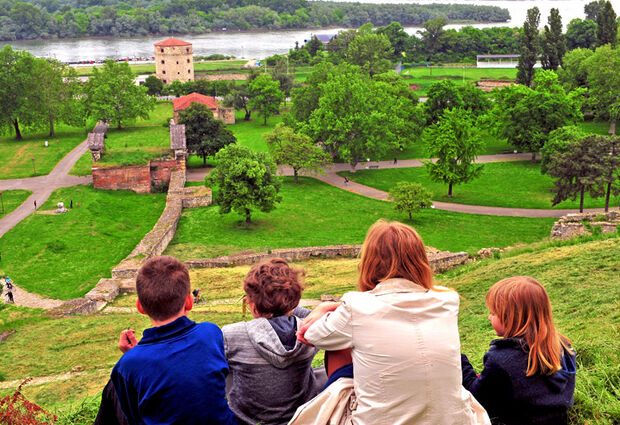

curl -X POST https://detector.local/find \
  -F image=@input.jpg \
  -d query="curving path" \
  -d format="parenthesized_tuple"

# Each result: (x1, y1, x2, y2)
(188, 153, 617, 218)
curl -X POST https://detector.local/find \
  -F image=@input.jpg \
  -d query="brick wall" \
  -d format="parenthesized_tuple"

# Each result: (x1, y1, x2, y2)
(92, 165, 151, 193)
(150, 159, 179, 186)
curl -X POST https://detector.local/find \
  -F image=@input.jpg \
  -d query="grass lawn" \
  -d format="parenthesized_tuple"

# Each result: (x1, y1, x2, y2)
(339, 161, 620, 210)
(228, 109, 282, 152)
(401, 66, 518, 96)
(166, 177, 554, 259)
(0, 124, 90, 179)
(0, 190, 32, 217)
(0, 185, 166, 299)
(0, 235, 616, 424)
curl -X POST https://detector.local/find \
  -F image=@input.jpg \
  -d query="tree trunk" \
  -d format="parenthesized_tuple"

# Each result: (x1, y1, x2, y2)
(13, 118, 22, 141)
(408, 211, 412, 221)
(448, 183, 453, 198)
(263, 114, 267, 126)
(203, 154, 207, 166)
(531, 151, 536, 162)
(604, 181, 611, 212)
(117, 120, 122, 129)
(49, 115, 55, 137)
(245, 209, 251, 224)
(244, 108, 251, 121)
(294, 168, 299, 183)
(579, 186, 585, 213)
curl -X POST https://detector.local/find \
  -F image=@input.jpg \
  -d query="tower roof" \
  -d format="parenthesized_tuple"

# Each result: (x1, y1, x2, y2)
(155, 38, 192, 47)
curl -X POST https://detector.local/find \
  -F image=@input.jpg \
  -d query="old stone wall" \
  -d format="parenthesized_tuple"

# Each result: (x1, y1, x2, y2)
(550, 211, 619, 240)
(92, 165, 151, 193)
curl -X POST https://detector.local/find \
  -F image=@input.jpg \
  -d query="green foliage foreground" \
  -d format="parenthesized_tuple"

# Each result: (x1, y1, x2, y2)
(0, 236, 617, 424)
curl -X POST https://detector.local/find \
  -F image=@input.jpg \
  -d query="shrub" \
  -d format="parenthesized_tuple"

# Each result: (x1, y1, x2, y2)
(0, 379, 57, 424)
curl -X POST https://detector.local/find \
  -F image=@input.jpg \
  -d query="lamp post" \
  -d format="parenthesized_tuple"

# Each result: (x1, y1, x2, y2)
(31, 157, 36, 175)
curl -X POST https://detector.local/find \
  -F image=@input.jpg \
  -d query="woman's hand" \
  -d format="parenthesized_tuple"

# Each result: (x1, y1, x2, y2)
(297, 301, 341, 345)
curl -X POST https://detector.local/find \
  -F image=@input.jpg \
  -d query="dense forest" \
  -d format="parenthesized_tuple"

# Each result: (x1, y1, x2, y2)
(0, 0, 510, 41)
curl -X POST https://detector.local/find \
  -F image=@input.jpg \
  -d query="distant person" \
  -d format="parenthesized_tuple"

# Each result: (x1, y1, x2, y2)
(394, 157, 398, 164)
(192, 288, 201, 303)
(4, 278, 14, 304)
(461, 276, 576, 425)
(95, 256, 236, 425)
(344, 176, 349, 186)
(34, 200, 37, 209)
(223, 258, 322, 425)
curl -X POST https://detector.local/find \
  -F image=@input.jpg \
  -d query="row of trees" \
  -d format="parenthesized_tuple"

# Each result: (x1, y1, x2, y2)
(0, 0, 508, 41)
(0, 46, 155, 140)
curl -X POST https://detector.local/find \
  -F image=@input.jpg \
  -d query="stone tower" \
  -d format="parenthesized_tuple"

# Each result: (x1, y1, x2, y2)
(154, 38, 194, 84)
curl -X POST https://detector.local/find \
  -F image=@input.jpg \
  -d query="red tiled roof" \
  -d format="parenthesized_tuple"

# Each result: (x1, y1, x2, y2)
(154, 38, 192, 47)
(173, 93, 219, 112)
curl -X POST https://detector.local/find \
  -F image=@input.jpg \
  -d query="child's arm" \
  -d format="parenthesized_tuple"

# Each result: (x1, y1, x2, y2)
(461, 353, 512, 412)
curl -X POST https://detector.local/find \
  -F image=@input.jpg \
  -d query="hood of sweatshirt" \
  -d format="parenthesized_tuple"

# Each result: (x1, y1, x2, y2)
(246, 315, 317, 369)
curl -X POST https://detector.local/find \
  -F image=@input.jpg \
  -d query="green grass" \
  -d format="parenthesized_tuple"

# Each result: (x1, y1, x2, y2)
(0, 124, 90, 179)
(401, 66, 518, 96)
(228, 109, 281, 152)
(0, 185, 166, 299)
(73, 60, 247, 76)
(0, 236, 616, 424)
(0, 190, 32, 217)
(165, 177, 554, 259)
(339, 161, 620, 210)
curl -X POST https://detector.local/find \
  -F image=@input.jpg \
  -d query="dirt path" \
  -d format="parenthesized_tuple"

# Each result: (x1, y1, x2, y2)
(5, 284, 65, 309)
(186, 153, 616, 218)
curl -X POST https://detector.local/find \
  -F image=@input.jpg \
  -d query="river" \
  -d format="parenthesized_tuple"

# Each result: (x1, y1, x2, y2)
(6, 0, 620, 62)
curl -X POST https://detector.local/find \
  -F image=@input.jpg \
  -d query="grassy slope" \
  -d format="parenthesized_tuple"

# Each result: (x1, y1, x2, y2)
(401, 67, 518, 96)
(0, 190, 32, 217)
(340, 161, 620, 210)
(0, 185, 166, 299)
(0, 236, 617, 424)
(166, 177, 553, 259)
(0, 124, 90, 179)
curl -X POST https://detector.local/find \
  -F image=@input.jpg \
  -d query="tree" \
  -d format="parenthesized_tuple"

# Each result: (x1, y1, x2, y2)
(0, 45, 41, 140)
(177, 103, 236, 166)
(544, 135, 609, 212)
(422, 108, 484, 197)
(264, 123, 330, 183)
(345, 32, 393, 77)
(376, 22, 410, 61)
(583, 44, 620, 125)
(596, 0, 617, 46)
(286, 61, 334, 128)
(388, 182, 433, 221)
(271, 57, 294, 98)
(541, 8, 565, 71)
(418, 18, 447, 59)
(83, 60, 155, 129)
(306, 35, 324, 57)
(484, 71, 583, 161)
(557, 48, 594, 91)
(517, 7, 541, 87)
(303, 64, 423, 168)
(144, 75, 163, 96)
(541, 125, 588, 174)
(424, 80, 464, 125)
(601, 136, 620, 211)
(565, 18, 598, 50)
(224, 85, 252, 121)
(585, 0, 605, 20)
(247, 74, 284, 125)
(458, 84, 492, 119)
(206, 144, 281, 224)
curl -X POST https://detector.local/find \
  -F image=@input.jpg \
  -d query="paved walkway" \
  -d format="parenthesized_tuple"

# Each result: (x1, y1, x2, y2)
(0, 139, 92, 238)
(187, 153, 615, 218)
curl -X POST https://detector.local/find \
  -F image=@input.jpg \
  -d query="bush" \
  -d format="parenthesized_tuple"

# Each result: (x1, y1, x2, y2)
(0, 379, 57, 425)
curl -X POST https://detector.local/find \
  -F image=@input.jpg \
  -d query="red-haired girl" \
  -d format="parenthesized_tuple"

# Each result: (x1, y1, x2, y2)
(461, 276, 576, 425)
(297, 220, 488, 424)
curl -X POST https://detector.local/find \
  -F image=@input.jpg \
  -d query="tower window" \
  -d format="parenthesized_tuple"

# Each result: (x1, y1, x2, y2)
(160, 49, 164, 53)
(162, 70, 166, 74)
(161, 60, 164, 64)
(186, 48, 190, 53)
(176, 61, 179, 64)
(188, 70, 191, 73)
(187, 59, 190, 63)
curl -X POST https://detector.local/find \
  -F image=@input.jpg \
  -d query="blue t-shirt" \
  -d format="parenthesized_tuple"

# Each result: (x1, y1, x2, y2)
(112, 316, 237, 425)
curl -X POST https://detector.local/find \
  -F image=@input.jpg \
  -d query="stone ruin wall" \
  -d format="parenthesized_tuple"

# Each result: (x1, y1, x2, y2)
(550, 211, 619, 240)
(92, 159, 182, 194)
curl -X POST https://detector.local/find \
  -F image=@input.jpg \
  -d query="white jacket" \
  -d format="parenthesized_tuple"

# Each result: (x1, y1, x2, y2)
(303, 278, 486, 425)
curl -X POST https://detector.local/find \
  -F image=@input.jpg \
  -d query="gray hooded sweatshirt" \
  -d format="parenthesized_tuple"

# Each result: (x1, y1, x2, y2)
(222, 307, 320, 425)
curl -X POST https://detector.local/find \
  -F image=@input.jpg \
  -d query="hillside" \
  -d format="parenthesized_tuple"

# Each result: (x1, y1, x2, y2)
(0, 234, 618, 424)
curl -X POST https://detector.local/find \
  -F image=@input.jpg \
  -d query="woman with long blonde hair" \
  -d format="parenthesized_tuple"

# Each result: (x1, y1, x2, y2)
(296, 220, 486, 424)
(461, 276, 576, 424)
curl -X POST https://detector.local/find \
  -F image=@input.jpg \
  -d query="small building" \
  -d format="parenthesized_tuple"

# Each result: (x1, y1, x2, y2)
(154, 38, 194, 84)
(172, 92, 235, 124)
(476, 54, 542, 69)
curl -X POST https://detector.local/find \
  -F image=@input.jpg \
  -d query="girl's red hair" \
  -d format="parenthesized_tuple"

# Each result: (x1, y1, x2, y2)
(486, 276, 573, 376)
(358, 220, 433, 292)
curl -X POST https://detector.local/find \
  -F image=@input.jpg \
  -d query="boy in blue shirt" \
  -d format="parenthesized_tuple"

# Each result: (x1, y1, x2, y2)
(103, 255, 236, 425)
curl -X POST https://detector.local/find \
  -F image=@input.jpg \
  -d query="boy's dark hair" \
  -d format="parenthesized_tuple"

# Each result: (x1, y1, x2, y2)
(136, 256, 190, 321)
(244, 258, 303, 318)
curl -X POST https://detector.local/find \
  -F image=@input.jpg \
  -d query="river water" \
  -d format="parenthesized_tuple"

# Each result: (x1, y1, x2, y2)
(6, 0, 620, 62)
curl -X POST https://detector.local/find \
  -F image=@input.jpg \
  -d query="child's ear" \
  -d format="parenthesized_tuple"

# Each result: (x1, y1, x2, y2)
(136, 299, 147, 315)
(184, 293, 193, 313)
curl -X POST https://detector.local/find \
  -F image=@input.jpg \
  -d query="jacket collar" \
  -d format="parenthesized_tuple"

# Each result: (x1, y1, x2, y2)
(139, 316, 196, 345)
(369, 278, 428, 295)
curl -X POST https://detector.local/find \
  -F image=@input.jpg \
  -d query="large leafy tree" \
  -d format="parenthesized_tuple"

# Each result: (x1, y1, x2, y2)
(83, 60, 155, 129)
(596, 0, 617, 46)
(423, 108, 484, 197)
(248, 73, 285, 125)
(0, 45, 41, 140)
(517, 7, 541, 87)
(286, 61, 334, 127)
(144, 75, 163, 96)
(558, 48, 594, 91)
(206, 144, 281, 224)
(423, 80, 464, 125)
(264, 123, 330, 183)
(418, 18, 447, 59)
(177, 103, 236, 166)
(541, 8, 565, 71)
(583, 44, 620, 125)
(302, 64, 423, 168)
(484, 71, 583, 161)
(376, 22, 410, 61)
(345, 32, 393, 77)
(565, 18, 598, 50)
(544, 135, 609, 212)
(388, 182, 433, 221)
